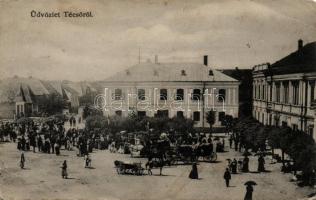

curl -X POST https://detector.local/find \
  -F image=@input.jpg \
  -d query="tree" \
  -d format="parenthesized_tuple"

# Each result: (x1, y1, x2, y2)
(222, 115, 233, 133)
(206, 110, 216, 135)
(82, 105, 102, 119)
(40, 93, 67, 115)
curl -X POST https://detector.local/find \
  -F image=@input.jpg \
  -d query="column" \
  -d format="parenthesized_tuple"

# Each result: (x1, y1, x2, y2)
(289, 81, 293, 104)
(280, 82, 284, 103)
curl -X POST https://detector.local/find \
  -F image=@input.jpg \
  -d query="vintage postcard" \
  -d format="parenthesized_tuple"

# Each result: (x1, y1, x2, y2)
(0, 0, 316, 200)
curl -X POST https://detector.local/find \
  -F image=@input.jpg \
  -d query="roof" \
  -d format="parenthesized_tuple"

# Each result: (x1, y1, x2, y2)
(15, 85, 33, 103)
(103, 63, 238, 82)
(0, 77, 99, 104)
(270, 41, 316, 75)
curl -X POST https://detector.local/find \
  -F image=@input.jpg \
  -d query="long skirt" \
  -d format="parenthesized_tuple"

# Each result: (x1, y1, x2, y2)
(189, 168, 198, 179)
(62, 169, 68, 178)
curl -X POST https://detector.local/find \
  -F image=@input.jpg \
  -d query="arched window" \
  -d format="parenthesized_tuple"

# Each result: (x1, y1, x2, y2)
(218, 89, 226, 102)
(160, 89, 168, 100)
(192, 89, 201, 101)
(177, 111, 184, 118)
(175, 89, 184, 100)
(138, 89, 145, 100)
(114, 88, 122, 100)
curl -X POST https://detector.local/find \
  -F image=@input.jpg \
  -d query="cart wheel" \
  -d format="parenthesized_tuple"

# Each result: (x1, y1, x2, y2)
(203, 156, 211, 162)
(211, 153, 217, 162)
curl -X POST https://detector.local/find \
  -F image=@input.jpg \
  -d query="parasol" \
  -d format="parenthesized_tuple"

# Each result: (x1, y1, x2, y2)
(244, 181, 257, 186)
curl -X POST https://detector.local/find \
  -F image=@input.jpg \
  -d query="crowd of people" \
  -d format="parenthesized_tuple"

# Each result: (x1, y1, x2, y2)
(1, 117, 273, 200)
(0, 116, 112, 178)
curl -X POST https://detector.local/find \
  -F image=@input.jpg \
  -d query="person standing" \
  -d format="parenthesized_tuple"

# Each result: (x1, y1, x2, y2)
(54, 143, 60, 156)
(61, 160, 68, 179)
(234, 138, 238, 151)
(222, 138, 225, 151)
(37, 135, 43, 152)
(224, 168, 231, 187)
(84, 154, 91, 168)
(20, 152, 25, 169)
(231, 158, 238, 174)
(229, 134, 233, 149)
(258, 155, 265, 172)
(189, 162, 198, 179)
(30, 134, 36, 153)
(244, 185, 254, 200)
(21, 136, 26, 151)
(242, 155, 249, 172)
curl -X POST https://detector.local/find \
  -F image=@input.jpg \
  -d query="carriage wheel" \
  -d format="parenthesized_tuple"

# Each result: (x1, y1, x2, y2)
(203, 155, 211, 162)
(139, 169, 144, 176)
(211, 153, 217, 162)
(170, 159, 176, 165)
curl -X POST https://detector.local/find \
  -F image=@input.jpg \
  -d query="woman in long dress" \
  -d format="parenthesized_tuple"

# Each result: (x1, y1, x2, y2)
(189, 163, 198, 179)
(244, 185, 253, 200)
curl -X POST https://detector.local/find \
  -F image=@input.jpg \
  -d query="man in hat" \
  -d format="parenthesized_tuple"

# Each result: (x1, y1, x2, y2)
(223, 168, 231, 187)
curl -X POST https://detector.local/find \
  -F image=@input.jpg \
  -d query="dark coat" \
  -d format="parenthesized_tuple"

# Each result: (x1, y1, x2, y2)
(244, 185, 253, 200)
(224, 171, 231, 180)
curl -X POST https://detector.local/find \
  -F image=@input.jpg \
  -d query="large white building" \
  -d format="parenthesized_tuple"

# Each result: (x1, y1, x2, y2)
(252, 40, 316, 139)
(99, 56, 239, 128)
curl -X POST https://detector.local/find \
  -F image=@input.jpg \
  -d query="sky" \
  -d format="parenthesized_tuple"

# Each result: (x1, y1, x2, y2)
(0, 0, 316, 81)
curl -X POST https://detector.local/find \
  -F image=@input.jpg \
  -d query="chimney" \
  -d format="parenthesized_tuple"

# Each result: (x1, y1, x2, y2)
(203, 55, 208, 66)
(298, 39, 303, 50)
(155, 55, 158, 64)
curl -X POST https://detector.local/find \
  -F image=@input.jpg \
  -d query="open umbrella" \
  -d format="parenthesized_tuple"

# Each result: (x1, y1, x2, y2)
(244, 181, 257, 186)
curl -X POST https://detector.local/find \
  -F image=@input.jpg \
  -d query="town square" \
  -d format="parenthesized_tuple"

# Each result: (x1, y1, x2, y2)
(0, 0, 316, 200)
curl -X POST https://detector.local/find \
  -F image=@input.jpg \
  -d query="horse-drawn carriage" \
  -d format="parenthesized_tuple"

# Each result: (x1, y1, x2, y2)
(164, 143, 217, 164)
(195, 143, 217, 162)
(114, 160, 150, 175)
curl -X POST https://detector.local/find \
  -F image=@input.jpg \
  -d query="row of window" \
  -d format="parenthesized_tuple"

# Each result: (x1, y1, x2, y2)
(114, 110, 226, 122)
(112, 88, 226, 101)
(254, 80, 315, 105)
(254, 111, 314, 137)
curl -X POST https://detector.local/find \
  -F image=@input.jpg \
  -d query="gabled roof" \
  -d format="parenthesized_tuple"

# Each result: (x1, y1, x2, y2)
(15, 85, 33, 103)
(270, 41, 316, 75)
(103, 63, 238, 82)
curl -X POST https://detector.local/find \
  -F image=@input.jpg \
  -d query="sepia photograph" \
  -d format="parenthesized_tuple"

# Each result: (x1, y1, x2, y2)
(0, 0, 316, 199)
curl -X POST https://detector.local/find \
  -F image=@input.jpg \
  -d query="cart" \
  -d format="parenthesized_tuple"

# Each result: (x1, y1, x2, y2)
(114, 160, 147, 175)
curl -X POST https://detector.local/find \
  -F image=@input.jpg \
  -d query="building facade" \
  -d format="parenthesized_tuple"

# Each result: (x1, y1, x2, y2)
(220, 68, 253, 118)
(99, 56, 239, 128)
(252, 40, 316, 139)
